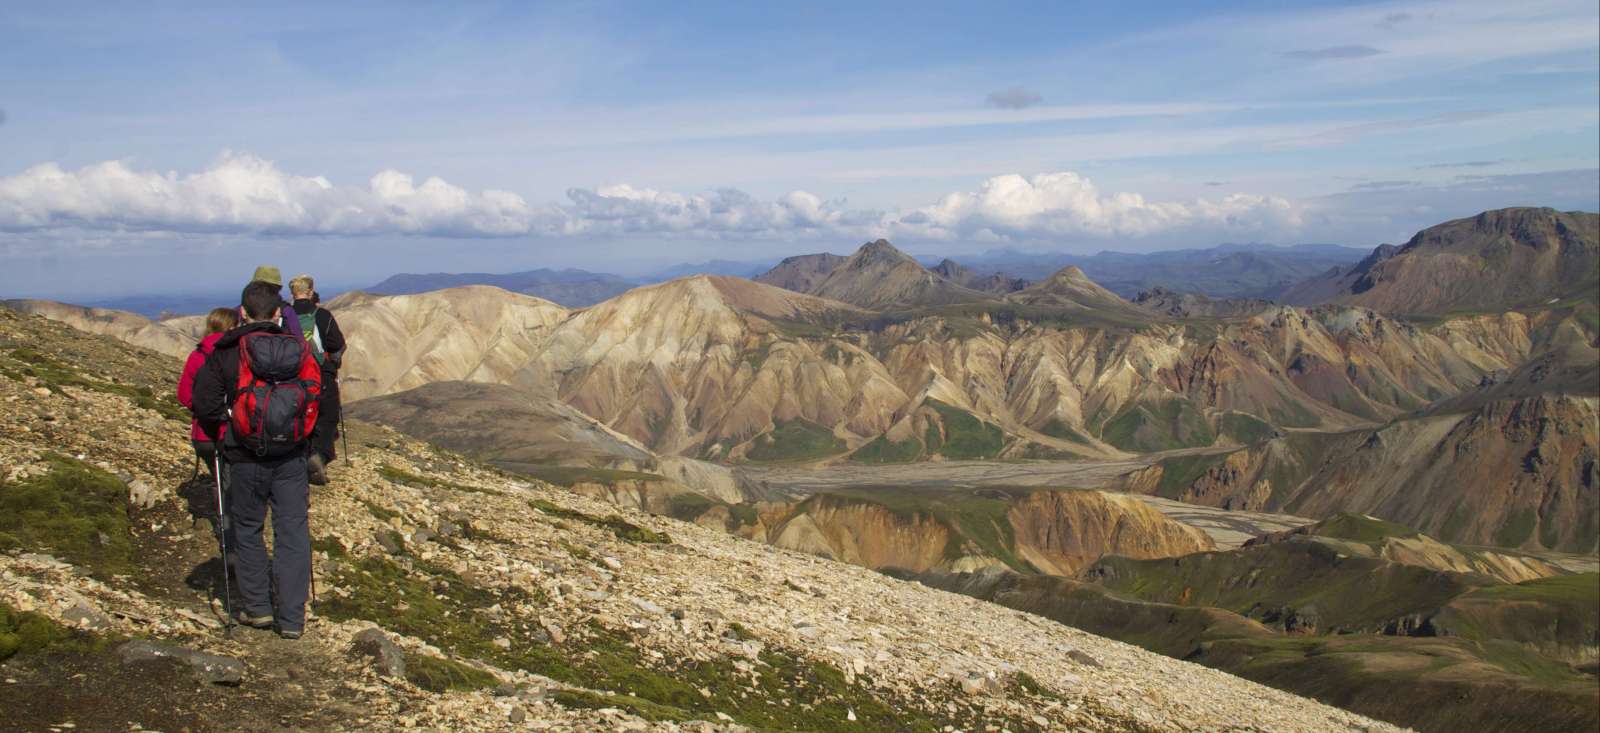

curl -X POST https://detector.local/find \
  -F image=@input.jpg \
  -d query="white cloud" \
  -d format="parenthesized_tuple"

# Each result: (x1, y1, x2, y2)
(882, 172, 1299, 240)
(0, 152, 534, 237)
(0, 153, 1302, 243)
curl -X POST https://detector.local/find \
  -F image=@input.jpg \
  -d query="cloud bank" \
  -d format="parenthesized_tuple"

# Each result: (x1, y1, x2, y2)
(0, 153, 1300, 243)
(0, 153, 533, 237)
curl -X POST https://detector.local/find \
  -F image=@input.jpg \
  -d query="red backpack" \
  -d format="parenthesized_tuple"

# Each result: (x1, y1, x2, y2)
(230, 332, 322, 457)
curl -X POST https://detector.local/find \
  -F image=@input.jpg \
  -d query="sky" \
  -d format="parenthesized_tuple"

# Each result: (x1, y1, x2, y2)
(1, 0, 1597, 299)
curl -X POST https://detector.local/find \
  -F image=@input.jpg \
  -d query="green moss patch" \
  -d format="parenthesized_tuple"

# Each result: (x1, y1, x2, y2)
(406, 653, 499, 692)
(1038, 418, 1093, 445)
(3, 347, 188, 423)
(1493, 509, 1537, 548)
(1219, 412, 1275, 445)
(323, 554, 1009, 731)
(848, 434, 923, 464)
(0, 603, 114, 661)
(1308, 513, 1421, 544)
(1100, 398, 1216, 453)
(926, 401, 1004, 460)
(378, 464, 501, 495)
(745, 419, 847, 463)
(0, 453, 136, 578)
(529, 499, 670, 544)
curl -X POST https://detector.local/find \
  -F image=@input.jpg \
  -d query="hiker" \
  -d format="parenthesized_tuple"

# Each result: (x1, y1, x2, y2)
(288, 274, 346, 485)
(245, 265, 305, 341)
(177, 307, 240, 471)
(192, 281, 322, 639)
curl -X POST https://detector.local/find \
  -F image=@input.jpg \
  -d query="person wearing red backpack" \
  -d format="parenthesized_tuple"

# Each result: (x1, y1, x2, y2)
(191, 281, 323, 639)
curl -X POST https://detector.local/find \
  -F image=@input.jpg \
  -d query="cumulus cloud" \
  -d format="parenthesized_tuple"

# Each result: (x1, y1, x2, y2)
(882, 172, 1299, 240)
(985, 86, 1044, 110)
(549, 185, 871, 236)
(1283, 44, 1384, 60)
(0, 152, 534, 237)
(0, 153, 1301, 243)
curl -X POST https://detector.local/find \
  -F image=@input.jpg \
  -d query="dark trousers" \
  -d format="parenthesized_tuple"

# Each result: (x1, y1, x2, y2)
(311, 375, 340, 462)
(194, 440, 235, 549)
(229, 455, 311, 631)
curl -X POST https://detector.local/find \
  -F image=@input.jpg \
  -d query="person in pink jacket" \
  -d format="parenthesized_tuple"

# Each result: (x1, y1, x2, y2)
(178, 307, 240, 471)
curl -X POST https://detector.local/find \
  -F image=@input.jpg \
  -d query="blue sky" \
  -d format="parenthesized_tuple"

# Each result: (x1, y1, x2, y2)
(1, 0, 1596, 298)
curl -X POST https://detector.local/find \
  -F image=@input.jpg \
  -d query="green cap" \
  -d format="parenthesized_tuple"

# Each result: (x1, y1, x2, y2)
(251, 265, 283, 287)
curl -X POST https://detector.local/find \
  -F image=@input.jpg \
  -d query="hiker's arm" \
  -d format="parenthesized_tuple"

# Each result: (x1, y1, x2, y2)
(320, 311, 346, 369)
(177, 351, 203, 410)
(191, 353, 228, 424)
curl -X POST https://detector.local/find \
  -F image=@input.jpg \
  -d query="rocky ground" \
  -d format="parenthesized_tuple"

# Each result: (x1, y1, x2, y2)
(0, 308, 1403, 732)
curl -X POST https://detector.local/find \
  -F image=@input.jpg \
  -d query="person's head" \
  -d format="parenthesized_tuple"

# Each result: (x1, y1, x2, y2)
(289, 274, 315, 300)
(250, 265, 283, 289)
(240, 281, 283, 323)
(204, 307, 240, 335)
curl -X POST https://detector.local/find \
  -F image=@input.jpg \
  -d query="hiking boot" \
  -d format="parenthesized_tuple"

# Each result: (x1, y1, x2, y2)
(307, 454, 329, 486)
(236, 611, 273, 629)
(278, 627, 303, 640)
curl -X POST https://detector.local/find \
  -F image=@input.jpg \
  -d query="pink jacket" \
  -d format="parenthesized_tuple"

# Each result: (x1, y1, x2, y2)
(177, 332, 226, 442)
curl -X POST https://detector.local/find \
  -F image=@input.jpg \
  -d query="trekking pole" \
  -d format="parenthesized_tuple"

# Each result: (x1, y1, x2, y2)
(212, 452, 236, 639)
(338, 374, 349, 464)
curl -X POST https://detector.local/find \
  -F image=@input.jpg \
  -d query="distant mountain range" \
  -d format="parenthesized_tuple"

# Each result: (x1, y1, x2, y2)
(934, 242, 1370, 300)
(365, 268, 639, 307)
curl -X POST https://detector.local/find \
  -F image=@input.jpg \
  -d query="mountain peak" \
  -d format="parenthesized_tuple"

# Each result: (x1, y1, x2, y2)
(853, 238, 916, 266)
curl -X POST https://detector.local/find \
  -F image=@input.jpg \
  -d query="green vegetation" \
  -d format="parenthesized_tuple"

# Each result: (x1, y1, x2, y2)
(745, 419, 847, 463)
(1219, 412, 1275, 445)
(1100, 399, 1215, 453)
(377, 464, 501, 495)
(1310, 513, 1420, 543)
(1091, 539, 1487, 633)
(406, 653, 500, 692)
(848, 434, 923, 463)
(0, 453, 136, 578)
(1150, 452, 1230, 500)
(0, 603, 114, 661)
(663, 493, 759, 529)
(529, 499, 670, 544)
(1493, 509, 1537, 548)
(1, 347, 188, 423)
(1038, 418, 1092, 445)
(358, 498, 401, 523)
(926, 401, 1004, 460)
(1467, 573, 1600, 604)
(815, 487, 1032, 572)
(322, 553, 1004, 731)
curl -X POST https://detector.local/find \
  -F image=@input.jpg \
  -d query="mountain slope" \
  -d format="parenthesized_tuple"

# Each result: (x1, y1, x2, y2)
(346, 379, 745, 503)
(1115, 384, 1599, 552)
(1, 299, 198, 358)
(1282, 208, 1599, 314)
(754, 487, 1213, 576)
(0, 305, 1401, 733)
(329, 286, 571, 401)
(753, 253, 847, 292)
(930, 259, 1029, 294)
(1008, 266, 1155, 321)
(806, 240, 993, 310)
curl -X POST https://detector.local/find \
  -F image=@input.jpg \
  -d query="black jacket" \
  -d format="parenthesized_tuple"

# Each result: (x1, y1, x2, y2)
(292, 299, 346, 373)
(192, 321, 307, 462)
